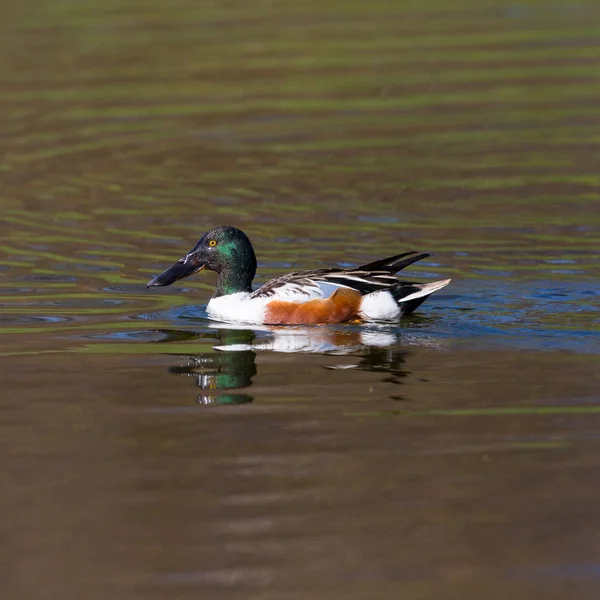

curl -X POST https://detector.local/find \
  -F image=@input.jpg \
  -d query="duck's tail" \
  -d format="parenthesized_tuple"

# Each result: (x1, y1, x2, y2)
(359, 251, 431, 273)
(393, 278, 452, 315)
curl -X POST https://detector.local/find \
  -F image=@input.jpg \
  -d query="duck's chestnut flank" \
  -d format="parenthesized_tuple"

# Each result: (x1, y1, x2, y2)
(264, 288, 363, 325)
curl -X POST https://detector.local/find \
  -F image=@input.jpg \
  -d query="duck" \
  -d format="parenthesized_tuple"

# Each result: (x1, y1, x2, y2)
(147, 226, 451, 325)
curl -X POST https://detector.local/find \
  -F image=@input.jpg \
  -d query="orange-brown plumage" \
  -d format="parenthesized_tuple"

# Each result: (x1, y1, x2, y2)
(264, 288, 362, 325)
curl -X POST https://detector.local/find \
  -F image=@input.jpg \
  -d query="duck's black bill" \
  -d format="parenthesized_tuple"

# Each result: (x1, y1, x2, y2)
(146, 260, 205, 288)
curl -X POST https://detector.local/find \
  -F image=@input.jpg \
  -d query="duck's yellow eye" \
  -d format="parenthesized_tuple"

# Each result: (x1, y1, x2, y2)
(208, 239, 217, 247)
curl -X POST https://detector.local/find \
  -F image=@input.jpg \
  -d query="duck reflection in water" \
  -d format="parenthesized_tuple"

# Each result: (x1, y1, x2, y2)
(164, 325, 417, 405)
(168, 329, 256, 405)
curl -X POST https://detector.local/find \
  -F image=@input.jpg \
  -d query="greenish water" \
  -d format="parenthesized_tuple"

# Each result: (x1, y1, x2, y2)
(0, 1, 599, 599)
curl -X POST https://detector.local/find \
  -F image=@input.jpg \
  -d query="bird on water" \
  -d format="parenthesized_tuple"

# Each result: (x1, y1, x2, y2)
(147, 226, 450, 325)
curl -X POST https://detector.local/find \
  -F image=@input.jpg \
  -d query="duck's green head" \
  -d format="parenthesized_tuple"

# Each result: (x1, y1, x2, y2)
(147, 226, 257, 297)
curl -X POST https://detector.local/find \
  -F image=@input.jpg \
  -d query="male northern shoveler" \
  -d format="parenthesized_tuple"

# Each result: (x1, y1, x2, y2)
(147, 226, 450, 325)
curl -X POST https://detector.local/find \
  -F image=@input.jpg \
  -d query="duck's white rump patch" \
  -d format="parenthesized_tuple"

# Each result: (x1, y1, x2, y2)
(359, 290, 400, 321)
(359, 278, 451, 321)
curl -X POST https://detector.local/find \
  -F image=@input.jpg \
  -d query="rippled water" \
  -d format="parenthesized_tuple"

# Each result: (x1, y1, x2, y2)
(1, 1, 599, 598)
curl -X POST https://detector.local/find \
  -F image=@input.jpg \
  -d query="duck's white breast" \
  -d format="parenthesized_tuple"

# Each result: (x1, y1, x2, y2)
(206, 293, 269, 324)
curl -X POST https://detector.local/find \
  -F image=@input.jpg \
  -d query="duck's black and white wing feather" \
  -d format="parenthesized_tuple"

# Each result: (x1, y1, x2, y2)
(250, 251, 431, 300)
(250, 270, 326, 300)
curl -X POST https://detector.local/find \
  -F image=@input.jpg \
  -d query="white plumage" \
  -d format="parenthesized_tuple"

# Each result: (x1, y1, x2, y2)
(206, 278, 451, 324)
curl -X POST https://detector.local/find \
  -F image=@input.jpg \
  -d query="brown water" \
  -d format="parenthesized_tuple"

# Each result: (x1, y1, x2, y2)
(1, 1, 600, 598)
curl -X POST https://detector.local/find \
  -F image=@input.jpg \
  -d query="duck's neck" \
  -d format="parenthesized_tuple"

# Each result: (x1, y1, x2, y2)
(213, 262, 256, 298)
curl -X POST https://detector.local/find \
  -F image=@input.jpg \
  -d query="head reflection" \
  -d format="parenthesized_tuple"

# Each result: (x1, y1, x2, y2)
(168, 329, 256, 405)
(165, 325, 417, 405)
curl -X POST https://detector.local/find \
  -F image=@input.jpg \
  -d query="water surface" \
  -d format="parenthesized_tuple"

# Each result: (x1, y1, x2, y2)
(0, 1, 599, 599)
